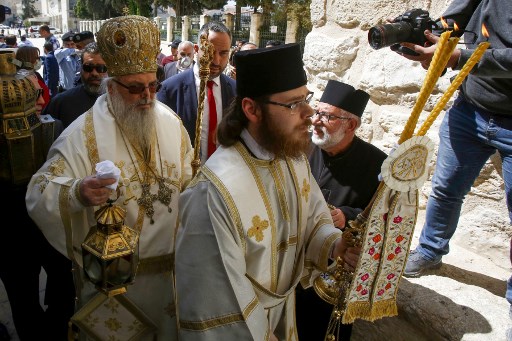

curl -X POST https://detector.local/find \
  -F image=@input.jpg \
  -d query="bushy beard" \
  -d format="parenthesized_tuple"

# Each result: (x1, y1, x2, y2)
(258, 106, 311, 160)
(312, 125, 345, 149)
(108, 90, 156, 158)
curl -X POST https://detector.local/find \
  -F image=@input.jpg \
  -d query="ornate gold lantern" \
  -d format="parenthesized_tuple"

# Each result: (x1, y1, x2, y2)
(0, 50, 44, 186)
(82, 201, 140, 296)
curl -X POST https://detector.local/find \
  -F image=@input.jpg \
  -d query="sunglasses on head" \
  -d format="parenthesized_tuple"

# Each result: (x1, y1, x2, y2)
(82, 64, 108, 73)
(112, 79, 161, 94)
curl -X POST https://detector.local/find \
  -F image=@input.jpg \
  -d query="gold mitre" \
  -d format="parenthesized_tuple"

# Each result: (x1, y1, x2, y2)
(96, 15, 160, 77)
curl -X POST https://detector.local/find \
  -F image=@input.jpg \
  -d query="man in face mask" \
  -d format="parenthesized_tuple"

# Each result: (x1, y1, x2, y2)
(41, 42, 108, 128)
(162, 40, 195, 80)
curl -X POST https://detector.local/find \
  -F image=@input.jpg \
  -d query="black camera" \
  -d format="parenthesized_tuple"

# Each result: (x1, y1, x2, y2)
(368, 9, 440, 56)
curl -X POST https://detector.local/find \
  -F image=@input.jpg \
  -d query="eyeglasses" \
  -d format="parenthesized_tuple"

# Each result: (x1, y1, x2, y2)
(35, 88, 44, 99)
(312, 110, 351, 123)
(82, 64, 108, 73)
(263, 91, 314, 114)
(112, 79, 161, 94)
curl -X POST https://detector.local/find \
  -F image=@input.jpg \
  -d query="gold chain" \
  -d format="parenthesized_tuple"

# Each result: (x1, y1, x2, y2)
(108, 102, 175, 224)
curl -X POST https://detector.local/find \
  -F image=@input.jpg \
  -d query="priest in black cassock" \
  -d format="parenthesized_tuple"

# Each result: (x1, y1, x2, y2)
(296, 80, 387, 340)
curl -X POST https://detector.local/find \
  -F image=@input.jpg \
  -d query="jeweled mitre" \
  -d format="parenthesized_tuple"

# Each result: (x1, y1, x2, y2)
(96, 15, 160, 77)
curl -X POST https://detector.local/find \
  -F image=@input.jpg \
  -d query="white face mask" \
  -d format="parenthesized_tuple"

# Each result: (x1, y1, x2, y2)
(34, 59, 42, 71)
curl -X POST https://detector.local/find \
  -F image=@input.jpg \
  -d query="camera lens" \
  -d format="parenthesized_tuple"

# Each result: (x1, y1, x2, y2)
(368, 22, 413, 50)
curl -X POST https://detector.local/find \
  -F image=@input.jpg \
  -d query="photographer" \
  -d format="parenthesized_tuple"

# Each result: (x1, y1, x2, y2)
(394, 0, 512, 321)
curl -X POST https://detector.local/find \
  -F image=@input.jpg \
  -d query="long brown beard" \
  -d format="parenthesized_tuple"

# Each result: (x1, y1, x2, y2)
(258, 106, 311, 160)
(108, 90, 156, 158)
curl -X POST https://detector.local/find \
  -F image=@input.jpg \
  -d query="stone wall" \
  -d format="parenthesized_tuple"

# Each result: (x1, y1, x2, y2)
(305, 0, 509, 267)
(304, 0, 510, 338)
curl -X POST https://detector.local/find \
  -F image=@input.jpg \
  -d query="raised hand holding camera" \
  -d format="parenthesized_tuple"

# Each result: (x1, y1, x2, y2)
(368, 9, 442, 56)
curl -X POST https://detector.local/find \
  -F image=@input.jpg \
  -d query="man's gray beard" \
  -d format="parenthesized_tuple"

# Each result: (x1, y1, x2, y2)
(82, 74, 103, 95)
(312, 126, 345, 149)
(108, 91, 156, 157)
(84, 83, 101, 94)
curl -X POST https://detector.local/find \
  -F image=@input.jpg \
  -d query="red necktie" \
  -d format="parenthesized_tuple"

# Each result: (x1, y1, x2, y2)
(207, 80, 217, 158)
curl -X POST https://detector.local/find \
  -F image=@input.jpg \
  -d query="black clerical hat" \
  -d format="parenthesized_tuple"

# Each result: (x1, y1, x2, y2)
(320, 80, 370, 118)
(234, 43, 307, 98)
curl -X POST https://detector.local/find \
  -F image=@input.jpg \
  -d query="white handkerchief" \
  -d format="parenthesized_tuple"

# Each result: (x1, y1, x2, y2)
(96, 160, 121, 190)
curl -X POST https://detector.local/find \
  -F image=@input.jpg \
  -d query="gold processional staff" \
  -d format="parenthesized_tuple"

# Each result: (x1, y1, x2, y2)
(192, 32, 215, 177)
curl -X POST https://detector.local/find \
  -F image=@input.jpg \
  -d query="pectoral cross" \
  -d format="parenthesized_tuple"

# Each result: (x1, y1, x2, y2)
(137, 183, 158, 224)
(157, 177, 175, 213)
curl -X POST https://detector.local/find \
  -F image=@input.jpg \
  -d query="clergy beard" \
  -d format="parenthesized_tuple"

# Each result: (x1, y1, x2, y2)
(109, 90, 156, 157)
(312, 126, 345, 149)
(258, 106, 310, 160)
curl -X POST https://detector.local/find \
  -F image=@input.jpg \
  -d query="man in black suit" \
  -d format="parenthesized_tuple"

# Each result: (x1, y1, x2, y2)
(157, 21, 236, 163)
(42, 42, 107, 128)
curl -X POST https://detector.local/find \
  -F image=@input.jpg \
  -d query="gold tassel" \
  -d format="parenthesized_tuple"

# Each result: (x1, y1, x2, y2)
(342, 301, 371, 324)
(368, 299, 398, 321)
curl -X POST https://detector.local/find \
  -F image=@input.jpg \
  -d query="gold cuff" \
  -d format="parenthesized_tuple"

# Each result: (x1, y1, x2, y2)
(74, 179, 87, 206)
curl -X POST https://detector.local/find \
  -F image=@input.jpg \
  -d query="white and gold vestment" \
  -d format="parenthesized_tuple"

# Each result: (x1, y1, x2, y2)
(26, 94, 193, 340)
(175, 130, 341, 340)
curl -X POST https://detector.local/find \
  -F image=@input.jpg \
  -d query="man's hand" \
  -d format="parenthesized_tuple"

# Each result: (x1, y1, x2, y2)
(398, 30, 439, 67)
(398, 30, 461, 70)
(331, 208, 346, 228)
(332, 237, 362, 272)
(78, 175, 116, 206)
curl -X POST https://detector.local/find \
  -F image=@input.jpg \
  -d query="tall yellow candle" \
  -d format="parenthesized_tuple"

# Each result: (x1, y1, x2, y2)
(398, 31, 459, 144)
(417, 41, 490, 136)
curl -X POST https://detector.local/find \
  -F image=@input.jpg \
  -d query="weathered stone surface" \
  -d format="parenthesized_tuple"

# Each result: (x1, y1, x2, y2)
(306, 0, 511, 339)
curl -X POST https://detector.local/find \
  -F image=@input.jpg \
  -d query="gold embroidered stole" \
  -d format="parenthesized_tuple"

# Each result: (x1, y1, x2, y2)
(343, 136, 434, 323)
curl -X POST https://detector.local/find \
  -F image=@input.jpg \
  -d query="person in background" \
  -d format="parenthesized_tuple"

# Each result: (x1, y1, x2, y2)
(42, 42, 59, 98)
(4, 35, 17, 48)
(55, 32, 80, 92)
(265, 39, 283, 48)
(71, 31, 95, 87)
(14, 46, 51, 109)
(39, 25, 60, 51)
(0, 34, 6, 48)
(18, 35, 33, 47)
(224, 42, 258, 80)
(72, 31, 95, 51)
(395, 3, 512, 338)
(175, 43, 355, 340)
(0, 59, 71, 341)
(295, 79, 387, 341)
(157, 21, 236, 164)
(26, 15, 193, 340)
(42, 42, 108, 128)
(394, 0, 512, 278)
(161, 39, 182, 66)
(163, 40, 195, 79)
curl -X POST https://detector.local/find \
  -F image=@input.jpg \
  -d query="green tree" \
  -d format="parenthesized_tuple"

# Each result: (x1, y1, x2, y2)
(21, 0, 39, 19)
(197, 0, 226, 10)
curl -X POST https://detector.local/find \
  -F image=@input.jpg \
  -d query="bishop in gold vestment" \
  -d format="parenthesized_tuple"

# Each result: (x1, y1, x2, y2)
(26, 16, 193, 340)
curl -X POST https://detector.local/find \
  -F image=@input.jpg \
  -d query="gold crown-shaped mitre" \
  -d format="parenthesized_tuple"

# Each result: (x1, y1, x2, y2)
(96, 15, 160, 77)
